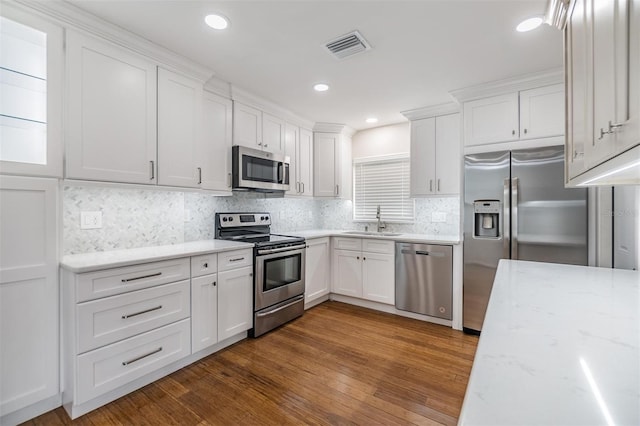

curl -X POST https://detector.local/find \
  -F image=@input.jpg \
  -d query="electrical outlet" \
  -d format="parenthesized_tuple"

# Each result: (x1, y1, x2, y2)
(431, 212, 447, 223)
(80, 211, 102, 229)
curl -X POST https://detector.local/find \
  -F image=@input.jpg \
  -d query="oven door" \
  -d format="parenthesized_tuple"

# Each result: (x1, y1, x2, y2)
(233, 145, 290, 191)
(255, 244, 305, 311)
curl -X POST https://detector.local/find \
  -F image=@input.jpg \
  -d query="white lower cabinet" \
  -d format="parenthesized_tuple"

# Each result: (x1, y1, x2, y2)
(191, 273, 218, 353)
(304, 237, 330, 304)
(217, 266, 253, 341)
(62, 248, 254, 419)
(331, 238, 395, 305)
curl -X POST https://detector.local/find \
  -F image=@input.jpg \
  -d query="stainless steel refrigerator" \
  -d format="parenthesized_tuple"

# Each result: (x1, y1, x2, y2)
(463, 146, 588, 333)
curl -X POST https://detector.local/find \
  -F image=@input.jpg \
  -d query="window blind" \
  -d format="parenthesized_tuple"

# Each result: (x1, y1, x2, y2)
(353, 156, 414, 222)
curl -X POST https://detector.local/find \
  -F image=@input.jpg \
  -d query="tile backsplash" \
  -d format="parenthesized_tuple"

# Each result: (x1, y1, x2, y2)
(63, 186, 460, 255)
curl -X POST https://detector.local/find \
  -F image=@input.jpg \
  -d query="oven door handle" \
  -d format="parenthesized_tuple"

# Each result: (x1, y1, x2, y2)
(257, 243, 307, 255)
(256, 295, 304, 318)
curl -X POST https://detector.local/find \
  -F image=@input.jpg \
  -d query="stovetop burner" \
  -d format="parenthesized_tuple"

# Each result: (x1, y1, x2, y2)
(214, 213, 304, 248)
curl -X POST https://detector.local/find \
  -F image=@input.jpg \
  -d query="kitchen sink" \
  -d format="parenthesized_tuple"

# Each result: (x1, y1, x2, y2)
(343, 231, 403, 237)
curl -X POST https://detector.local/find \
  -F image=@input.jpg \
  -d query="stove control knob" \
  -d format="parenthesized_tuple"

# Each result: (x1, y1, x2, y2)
(222, 217, 228, 222)
(229, 217, 234, 222)
(262, 216, 267, 221)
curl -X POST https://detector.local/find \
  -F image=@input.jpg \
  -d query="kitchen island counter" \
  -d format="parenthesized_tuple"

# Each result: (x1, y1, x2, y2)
(459, 259, 639, 425)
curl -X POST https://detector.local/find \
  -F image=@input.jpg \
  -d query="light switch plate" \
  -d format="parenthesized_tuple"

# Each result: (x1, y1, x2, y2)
(80, 211, 102, 229)
(431, 212, 447, 223)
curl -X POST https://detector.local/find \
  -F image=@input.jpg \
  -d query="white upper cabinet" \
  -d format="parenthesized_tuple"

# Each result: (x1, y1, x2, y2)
(313, 130, 351, 199)
(519, 85, 565, 140)
(200, 91, 233, 192)
(0, 6, 63, 177)
(262, 112, 285, 155)
(66, 30, 157, 184)
(463, 85, 564, 148)
(564, 0, 639, 185)
(285, 125, 313, 197)
(157, 68, 201, 188)
(463, 93, 519, 146)
(232, 102, 262, 149)
(410, 113, 461, 196)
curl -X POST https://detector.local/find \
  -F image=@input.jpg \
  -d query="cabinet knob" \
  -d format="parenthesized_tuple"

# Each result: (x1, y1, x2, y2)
(523, 128, 528, 134)
(357, 256, 360, 260)
(512, 130, 516, 135)
(203, 262, 208, 268)
(249, 273, 253, 277)
(363, 257, 366, 261)
(264, 144, 268, 148)
(212, 281, 216, 286)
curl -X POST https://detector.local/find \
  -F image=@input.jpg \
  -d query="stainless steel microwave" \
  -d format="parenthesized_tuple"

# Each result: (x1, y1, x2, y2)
(232, 145, 290, 192)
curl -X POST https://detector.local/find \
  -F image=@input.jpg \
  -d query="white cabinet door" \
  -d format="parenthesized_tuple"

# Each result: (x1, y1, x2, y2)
(298, 128, 314, 197)
(588, 0, 628, 166)
(410, 117, 436, 196)
(191, 274, 218, 353)
(332, 249, 362, 297)
(233, 102, 262, 149)
(201, 91, 232, 192)
(519, 84, 565, 140)
(463, 93, 519, 146)
(0, 5, 63, 178)
(304, 238, 330, 304)
(435, 113, 461, 195)
(285, 123, 299, 196)
(157, 68, 201, 188)
(66, 31, 157, 184)
(362, 252, 395, 305)
(566, 0, 592, 180)
(262, 112, 285, 154)
(0, 176, 58, 416)
(313, 133, 339, 197)
(218, 266, 253, 341)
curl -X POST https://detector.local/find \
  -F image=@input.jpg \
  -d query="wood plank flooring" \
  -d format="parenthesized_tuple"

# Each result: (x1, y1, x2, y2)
(26, 301, 478, 426)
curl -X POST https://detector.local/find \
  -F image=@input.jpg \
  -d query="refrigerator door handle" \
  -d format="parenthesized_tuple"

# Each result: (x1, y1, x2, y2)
(503, 178, 510, 259)
(511, 177, 519, 260)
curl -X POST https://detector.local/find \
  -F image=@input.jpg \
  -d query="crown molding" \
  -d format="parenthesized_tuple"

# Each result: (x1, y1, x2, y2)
(231, 86, 315, 129)
(204, 76, 232, 99)
(10, 0, 214, 82)
(312, 123, 356, 137)
(449, 68, 564, 103)
(401, 102, 460, 121)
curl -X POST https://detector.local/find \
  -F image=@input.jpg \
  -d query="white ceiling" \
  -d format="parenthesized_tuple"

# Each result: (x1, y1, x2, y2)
(66, 0, 563, 131)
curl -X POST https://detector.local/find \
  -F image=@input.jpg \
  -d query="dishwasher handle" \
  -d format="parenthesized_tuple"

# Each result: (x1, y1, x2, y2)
(401, 249, 446, 258)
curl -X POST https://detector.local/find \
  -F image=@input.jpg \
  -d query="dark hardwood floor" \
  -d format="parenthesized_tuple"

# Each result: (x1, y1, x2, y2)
(27, 301, 478, 426)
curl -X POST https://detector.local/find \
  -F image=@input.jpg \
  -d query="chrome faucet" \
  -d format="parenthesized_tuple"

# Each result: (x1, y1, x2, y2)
(376, 205, 386, 233)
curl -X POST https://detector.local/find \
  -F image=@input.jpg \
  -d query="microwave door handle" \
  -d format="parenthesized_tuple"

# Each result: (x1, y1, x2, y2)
(277, 162, 283, 183)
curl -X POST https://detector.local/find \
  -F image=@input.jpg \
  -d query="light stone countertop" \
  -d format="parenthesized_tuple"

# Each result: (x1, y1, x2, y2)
(290, 229, 460, 245)
(60, 240, 253, 273)
(458, 259, 640, 426)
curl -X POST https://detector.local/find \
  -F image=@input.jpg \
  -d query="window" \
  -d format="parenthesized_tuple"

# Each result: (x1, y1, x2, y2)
(353, 155, 414, 222)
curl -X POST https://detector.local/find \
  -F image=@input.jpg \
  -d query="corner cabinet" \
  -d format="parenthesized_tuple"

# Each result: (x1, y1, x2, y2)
(565, 0, 640, 185)
(410, 113, 461, 196)
(313, 130, 352, 199)
(65, 30, 158, 184)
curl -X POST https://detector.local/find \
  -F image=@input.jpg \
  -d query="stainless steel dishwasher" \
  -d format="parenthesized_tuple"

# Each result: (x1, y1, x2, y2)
(395, 242, 453, 320)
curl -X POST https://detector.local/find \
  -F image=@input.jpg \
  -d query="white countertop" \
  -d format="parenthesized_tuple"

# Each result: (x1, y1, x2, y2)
(60, 240, 253, 273)
(290, 229, 460, 245)
(459, 260, 640, 426)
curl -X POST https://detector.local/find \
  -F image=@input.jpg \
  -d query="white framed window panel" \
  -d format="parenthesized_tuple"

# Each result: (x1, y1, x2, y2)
(353, 154, 415, 222)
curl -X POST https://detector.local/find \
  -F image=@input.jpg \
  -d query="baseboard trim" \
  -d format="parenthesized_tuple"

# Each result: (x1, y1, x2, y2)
(0, 394, 62, 426)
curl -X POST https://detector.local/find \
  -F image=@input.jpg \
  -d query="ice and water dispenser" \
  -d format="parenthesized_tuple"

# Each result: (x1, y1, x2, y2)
(473, 201, 500, 238)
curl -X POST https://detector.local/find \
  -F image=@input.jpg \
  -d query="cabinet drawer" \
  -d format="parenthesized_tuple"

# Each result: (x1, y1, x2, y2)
(333, 237, 362, 251)
(76, 319, 191, 405)
(76, 258, 190, 302)
(218, 249, 253, 272)
(77, 280, 190, 353)
(191, 253, 217, 278)
(362, 239, 395, 254)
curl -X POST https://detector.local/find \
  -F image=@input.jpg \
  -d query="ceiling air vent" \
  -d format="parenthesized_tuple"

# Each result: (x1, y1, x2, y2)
(324, 30, 371, 60)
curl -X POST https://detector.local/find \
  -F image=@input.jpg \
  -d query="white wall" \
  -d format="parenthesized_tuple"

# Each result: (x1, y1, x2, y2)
(352, 122, 410, 158)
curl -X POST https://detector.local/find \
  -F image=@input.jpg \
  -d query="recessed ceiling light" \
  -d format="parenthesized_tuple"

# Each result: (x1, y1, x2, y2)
(366, 117, 378, 124)
(516, 16, 544, 32)
(205, 14, 229, 30)
(313, 83, 329, 92)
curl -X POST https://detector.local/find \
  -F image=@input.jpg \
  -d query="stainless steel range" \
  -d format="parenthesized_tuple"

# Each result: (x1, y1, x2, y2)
(215, 213, 306, 337)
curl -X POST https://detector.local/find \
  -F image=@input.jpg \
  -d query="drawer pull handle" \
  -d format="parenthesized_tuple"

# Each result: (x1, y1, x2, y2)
(122, 305, 163, 319)
(121, 272, 162, 283)
(122, 347, 162, 366)
(229, 257, 245, 262)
